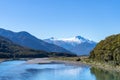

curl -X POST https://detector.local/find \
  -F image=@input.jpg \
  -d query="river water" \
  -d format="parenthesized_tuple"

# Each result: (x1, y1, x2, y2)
(0, 60, 119, 80)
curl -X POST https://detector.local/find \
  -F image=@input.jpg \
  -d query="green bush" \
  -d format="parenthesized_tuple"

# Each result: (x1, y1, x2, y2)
(89, 34, 120, 65)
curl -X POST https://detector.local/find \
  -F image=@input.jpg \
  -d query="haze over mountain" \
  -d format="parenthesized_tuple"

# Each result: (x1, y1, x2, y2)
(0, 28, 71, 53)
(44, 36, 97, 55)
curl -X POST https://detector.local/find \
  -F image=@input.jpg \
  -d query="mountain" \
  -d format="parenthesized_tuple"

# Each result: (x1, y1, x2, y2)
(0, 35, 48, 58)
(0, 36, 76, 58)
(0, 28, 71, 53)
(89, 34, 120, 65)
(44, 36, 96, 55)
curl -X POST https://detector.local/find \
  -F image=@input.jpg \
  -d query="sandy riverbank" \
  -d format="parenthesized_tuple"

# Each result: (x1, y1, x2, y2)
(0, 58, 17, 63)
(25, 58, 88, 67)
(0, 59, 8, 63)
(0, 58, 88, 67)
(26, 58, 54, 64)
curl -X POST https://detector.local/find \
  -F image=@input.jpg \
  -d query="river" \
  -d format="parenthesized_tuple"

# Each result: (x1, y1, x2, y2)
(0, 60, 119, 80)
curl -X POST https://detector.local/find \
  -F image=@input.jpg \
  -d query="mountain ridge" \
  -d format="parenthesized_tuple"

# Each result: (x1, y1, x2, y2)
(44, 36, 96, 55)
(0, 28, 71, 53)
(0, 35, 76, 58)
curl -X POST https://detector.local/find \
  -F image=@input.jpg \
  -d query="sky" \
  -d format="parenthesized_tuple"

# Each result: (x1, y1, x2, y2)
(0, 0, 120, 42)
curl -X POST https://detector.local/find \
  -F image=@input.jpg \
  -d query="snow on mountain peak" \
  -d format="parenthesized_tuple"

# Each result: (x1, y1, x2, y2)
(45, 36, 95, 44)
(49, 36, 87, 43)
(60, 37, 81, 43)
(44, 36, 96, 55)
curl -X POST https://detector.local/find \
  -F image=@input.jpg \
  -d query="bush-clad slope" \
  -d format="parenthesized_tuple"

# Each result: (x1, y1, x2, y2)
(89, 34, 120, 65)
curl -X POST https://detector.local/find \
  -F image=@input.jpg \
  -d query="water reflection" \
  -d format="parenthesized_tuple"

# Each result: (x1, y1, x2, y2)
(3, 60, 120, 80)
(0, 60, 96, 80)
(91, 67, 120, 80)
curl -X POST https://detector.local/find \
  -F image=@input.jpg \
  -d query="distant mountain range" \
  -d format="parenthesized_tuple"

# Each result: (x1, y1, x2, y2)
(0, 28, 70, 53)
(0, 35, 76, 58)
(0, 28, 96, 56)
(44, 36, 97, 55)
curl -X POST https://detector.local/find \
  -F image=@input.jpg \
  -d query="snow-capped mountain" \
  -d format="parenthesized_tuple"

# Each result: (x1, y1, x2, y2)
(44, 36, 97, 55)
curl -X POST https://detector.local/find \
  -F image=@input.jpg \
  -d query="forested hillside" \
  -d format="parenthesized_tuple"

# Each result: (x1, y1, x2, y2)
(90, 34, 120, 65)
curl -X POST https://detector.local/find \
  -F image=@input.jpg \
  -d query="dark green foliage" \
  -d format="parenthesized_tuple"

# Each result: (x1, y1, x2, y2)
(76, 58, 81, 61)
(48, 52, 77, 57)
(0, 36, 76, 58)
(89, 34, 120, 65)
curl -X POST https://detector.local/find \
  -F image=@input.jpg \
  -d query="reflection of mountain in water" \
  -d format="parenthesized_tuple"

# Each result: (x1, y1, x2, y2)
(90, 67, 120, 80)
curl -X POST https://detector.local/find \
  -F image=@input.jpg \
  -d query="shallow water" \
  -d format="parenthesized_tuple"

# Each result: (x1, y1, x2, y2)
(0, 60, 119, 80)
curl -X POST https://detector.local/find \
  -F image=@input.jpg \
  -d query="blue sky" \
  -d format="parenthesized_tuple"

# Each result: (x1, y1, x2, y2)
(0, 0, 120, 42)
